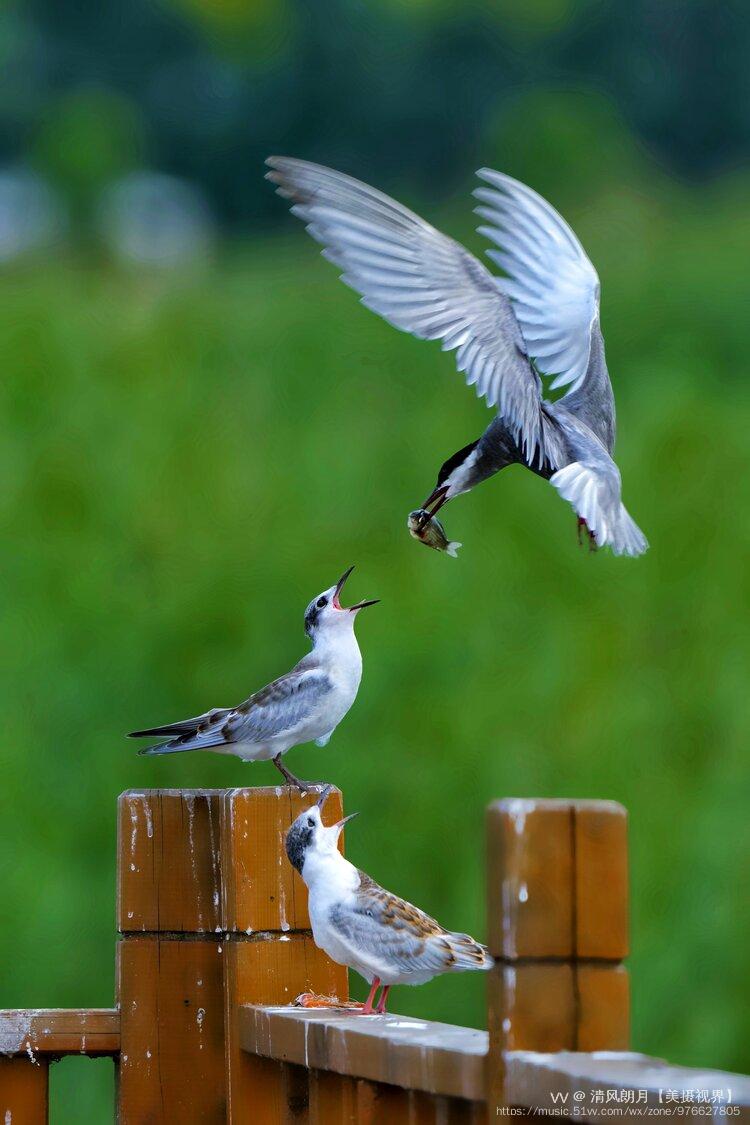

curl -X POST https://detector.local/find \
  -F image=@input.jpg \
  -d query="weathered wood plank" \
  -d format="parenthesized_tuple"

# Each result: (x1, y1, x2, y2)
(308, 1068, 357, 1124)
(239, 1006, 486, 1102)
(116, 936, 226, 1122)
(488, 963, 576, 1053)
(486, 797, 630, 1105)
(0, 1057, 49, 1123)
(504, 1051, 750, 1118)
(239, 1007, 750, 1119)
(221, 786, 344, 934)
(574, 802, 629, 959)
(486, 799, 574, 960)
(577, 963, 630, 1051)
(220, 786, 349, 1123)
(117, 788, 228, 1122)
(0, 1009, 119, 1057)
(117, 789, 223, 934)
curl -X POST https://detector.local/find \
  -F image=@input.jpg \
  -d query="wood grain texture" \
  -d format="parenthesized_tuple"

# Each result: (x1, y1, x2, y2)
(0, 1009, 119, 1057)
(488, 963, 576, 1054)
(574, 803, 628, 959)
(485, 797, 630, 1109)
(223, 928, 347, 1120)
(116, 786, 343, 1123)
(118, 790, 223, 934)
(308, 1069, 357, 1124)
(117, 936, 226, 1123)
(504, 1051, 750, 1114)
(486, 799, 574, 959)
(219, 786, 349, 1123)
(220, 786, 344, 934)
(240, 1006, 485, 1101)
(576, 964, 630, 1051)
(0, 1057, 49, 1123)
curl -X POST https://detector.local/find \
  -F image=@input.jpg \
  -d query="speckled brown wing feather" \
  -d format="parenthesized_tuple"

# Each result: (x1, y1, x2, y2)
(327, 870, 491, 977)
(355, 870, 444, 936)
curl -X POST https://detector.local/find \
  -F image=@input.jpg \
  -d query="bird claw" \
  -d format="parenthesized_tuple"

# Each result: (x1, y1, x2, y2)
(577, 517, 598, 552)
(272, 756, 328, 794)
(294, 778, 329, 795)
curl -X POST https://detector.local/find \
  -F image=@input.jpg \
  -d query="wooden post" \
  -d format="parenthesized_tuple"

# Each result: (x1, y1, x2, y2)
(485, 799, 629, 1110)
(0, 1058, 49, 1123)
(220, 787, 347, 1124)
(116, 789, 227, 1122)
(116, 786, 347, 1124)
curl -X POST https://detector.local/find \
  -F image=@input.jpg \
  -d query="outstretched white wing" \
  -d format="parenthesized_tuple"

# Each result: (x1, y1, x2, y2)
(474, 169, 600, 393)
(547, 408, 648, 557)
(267, 157, 543, 460)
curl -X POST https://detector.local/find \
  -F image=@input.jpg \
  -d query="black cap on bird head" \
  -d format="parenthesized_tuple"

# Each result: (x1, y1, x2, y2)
(284, 785, 359, 874)
(303, 566, 379, 638)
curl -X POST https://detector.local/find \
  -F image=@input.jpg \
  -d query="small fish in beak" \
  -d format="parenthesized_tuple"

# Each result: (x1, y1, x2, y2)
(407, 509, 462, 558)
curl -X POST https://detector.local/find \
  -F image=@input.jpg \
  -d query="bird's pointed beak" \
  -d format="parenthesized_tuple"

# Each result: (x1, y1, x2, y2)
(315, 785, 334, 810)
(348, 599, 379, 612)
(422, 484, 448, 516)
(333, 812, 359, 837)
(332, 565, 354, 609)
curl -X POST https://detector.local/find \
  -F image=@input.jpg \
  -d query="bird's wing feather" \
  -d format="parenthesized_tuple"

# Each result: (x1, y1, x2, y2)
(329, 871, 490, 977)
(474, 169, 600, 393)
(228, 667, 334, 744)
(548, 408, 648, 557)
(266, 156, 542, 461)
(135, 668, 334, 755)
(129, 708, 229, 739)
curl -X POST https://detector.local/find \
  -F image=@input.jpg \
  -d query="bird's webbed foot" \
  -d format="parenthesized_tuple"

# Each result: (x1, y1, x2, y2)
(272, 754, 328, 794)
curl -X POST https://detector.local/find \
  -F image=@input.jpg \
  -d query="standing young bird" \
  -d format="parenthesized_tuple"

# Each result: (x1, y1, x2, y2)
(285, 788, 492, 1015)
(267, 157, 647, 557)
(129, 567, 378, 791)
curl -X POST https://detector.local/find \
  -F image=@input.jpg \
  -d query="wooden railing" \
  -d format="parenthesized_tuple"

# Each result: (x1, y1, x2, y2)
(1, 788, 748, 1122)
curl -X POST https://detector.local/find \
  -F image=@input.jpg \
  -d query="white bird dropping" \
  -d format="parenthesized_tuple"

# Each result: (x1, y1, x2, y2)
(129, 567, 378, 791)
(285, 788, 493, 1015)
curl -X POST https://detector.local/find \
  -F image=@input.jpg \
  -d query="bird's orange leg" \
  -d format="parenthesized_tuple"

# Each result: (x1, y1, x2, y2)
(375, 985, 391, 1014)
(361, 977, 381, 1015)
(294, 978, 382, 1013)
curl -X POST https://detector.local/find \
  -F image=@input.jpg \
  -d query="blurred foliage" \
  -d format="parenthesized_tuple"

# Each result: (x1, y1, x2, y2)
(0, 0, 749, 1119)
(0, 1, 748, 234)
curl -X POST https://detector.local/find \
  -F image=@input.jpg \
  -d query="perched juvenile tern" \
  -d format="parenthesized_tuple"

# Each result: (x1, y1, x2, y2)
(129, 567, 378, 791)
(267, 156, 647, 557)
(285, 787, 492, 1014)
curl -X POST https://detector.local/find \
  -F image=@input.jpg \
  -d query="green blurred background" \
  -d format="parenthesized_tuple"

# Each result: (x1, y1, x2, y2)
(1, 0, 749, 1118)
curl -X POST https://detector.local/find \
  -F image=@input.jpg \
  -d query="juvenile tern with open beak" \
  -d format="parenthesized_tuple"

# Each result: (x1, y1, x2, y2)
(285, 788, 493, 1014)
(129, 567, 378, 791)
(267, 156, 647, 557)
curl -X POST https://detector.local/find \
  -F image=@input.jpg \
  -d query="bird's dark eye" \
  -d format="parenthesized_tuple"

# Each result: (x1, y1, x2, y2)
(316, 597, 327, 609)
(307, 817, 315, 827)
